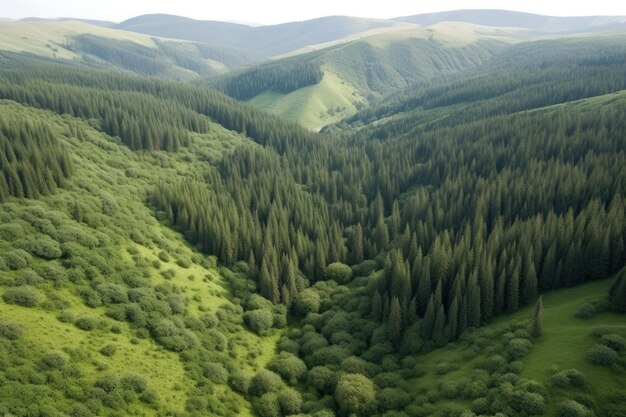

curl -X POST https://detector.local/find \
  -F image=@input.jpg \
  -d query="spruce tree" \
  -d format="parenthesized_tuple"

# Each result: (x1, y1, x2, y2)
(530, 296, 544, 338)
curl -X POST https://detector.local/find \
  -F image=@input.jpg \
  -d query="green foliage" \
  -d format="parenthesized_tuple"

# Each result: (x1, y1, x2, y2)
(324, 262, 353, 284)
(574, 302, 597, 319)
(99, 343, 118, 357)
(586, 344, 620, 366)
(74, 316, 98, 331)
(204, 362, 229, 384)
(277, 387, 303, 415)
(268, 352, 307, 384)
(335, 373, 376, 415)
(550, 369, 587, 388)
(556, 400, 591, 417)
(244, 309, 274, 334)
(600, 334, 626, 352)
(2, 249, 32, 270)
(250, 369, 284, 396)
(2, 286, 40, 307)
(0, 321, 22, 340)
(38, 350, 69, 370)
(610, 270, 626, 313)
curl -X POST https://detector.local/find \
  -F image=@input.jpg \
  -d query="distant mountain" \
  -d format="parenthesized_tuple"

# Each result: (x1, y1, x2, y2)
(116, 14, 411, 56)
(394, 9, 626, 33)
(19, 17, 117, 27)
(0, 21, 266, 78)
(211, 22, 519, 129)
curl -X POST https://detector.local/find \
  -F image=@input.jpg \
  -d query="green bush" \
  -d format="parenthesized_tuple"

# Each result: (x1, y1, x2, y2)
(230, 370, 252, 394)
(176, 257, 191, 268)
(99, 343, 118, 357)
(324, 262, 353, 284)
(506, 338, 532, 360)
(601, 334, 626, 352)
(556, 400, 591, 417)
(254, 392, 280, 417)
(267, 352, 307, 384)
(308, 366, 336, 395)
(3, 286, 40, 307)
(294, 288, 321, 316)
(335, 373, 376, 415)
(0, 321, 23, 340)
(204, 362, 229, 384)
(250, 369, 283, 396)
(244, 309, 274, 334)
(586, 344, 620, 366)
(439, 381, 460, 399)
(511, 391, 545, 415)
(157, 251, 170, 262)
(120, 374, 147, 393)
(2, 249, 32, 270)
(18, 235, 62, 259)
(278, 387, 303, 415)
(74, 316, 98, 331)
(377, 387, 411, 411)
(574, 302, 596, 319)
(39, 351, 69, 370)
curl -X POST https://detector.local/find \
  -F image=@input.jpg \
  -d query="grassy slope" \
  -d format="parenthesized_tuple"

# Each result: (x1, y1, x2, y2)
(0, 21, 161, 59)
(249, 69, 364, 130)
(0, 100, 281, 415)
(410, 277, 626, 416)
(246, 23, 518, 128)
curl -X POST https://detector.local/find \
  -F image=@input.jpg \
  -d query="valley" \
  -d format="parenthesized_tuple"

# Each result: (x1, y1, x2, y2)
(0, 6, 624, 417)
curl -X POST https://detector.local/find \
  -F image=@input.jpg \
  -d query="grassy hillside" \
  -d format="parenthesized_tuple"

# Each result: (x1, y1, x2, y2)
(248, 69, 364, 129)
(0, 21, 265, 78)
(407, 276, 626, 417)
(217, 23, 510, 127)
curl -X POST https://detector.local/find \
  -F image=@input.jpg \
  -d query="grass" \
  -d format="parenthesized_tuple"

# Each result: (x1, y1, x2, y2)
(409, 277, 626, 416)
(249, 69, 364, 130)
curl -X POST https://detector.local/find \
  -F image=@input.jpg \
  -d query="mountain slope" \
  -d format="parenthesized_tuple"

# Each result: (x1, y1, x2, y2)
(0, 21, 265, 78)
(395, 9, 626, 33)
(116, 14, 413, 56)
(212, 22, 515, 128)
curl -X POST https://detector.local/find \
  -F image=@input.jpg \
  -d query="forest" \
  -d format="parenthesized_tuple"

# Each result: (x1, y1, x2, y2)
(0, 20, 624, 417)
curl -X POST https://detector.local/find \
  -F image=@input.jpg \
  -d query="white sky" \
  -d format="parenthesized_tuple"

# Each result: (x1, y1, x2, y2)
(2, 0, 626, 25)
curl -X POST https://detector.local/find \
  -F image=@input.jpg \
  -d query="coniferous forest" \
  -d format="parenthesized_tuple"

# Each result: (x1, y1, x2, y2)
(0, 10, 625, 417)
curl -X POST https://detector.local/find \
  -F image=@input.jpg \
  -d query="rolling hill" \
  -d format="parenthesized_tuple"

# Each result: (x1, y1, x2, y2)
(395, 9, 626, 33)
(0, 20, 266, 78)
(116, 14, 413, 56)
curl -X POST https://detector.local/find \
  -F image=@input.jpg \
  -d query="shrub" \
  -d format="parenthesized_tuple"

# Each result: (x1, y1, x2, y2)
(574, 302, 596, 319)
(39, 350, 68, 370)
(18, 235, 62, 259)
(324, 262, 353, 284)
(74, 316, 98, 331)
(335, 373, 376, 415)
(308, 366, 336, 395)
(254, 392, 280, 417)
(267, 352, 307, 384)
(244, 309, 274, 334)
(586, 344, 620, 366)
(120, 374, 147, 393)
(377, 387, 411, 410)
(230, 370, 252, 394)
(352, 259, 378, 277)
(2, 249, 32, 270)
(506, 338, 532, 360)
(95, 375, 119, 393)
(3, 286, 40, 307)
(176, 257, 191, 268)
(278, 387, 303, 415)
(439, 381, 460, 399)
(601, 334, 626, 352)
(0, 321, 22, 340)
(294, 288, 321, 316)
(204, 362, 229, 384)
(511, 391, 545, 415)
(100, 343, 118, 357)
(556, 400, 591, 417)
(250, 369, 283, 396)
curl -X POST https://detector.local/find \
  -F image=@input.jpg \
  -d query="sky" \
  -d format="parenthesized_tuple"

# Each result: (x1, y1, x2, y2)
(2, 0, 626, 25)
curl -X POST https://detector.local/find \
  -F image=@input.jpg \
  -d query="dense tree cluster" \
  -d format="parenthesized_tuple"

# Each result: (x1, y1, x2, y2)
(213, 60, 324, 100)
(0, 116, 72, 201)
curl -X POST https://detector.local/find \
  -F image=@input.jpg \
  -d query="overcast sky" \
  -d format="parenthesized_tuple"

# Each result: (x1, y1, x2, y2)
(2, 0, 626, 25)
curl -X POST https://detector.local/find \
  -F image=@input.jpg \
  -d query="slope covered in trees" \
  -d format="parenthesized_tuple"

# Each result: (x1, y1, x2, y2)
(0, 25, 624, 417)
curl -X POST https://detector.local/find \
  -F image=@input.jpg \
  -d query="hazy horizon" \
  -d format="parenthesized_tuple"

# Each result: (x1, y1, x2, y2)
(2, 0, 626, 25)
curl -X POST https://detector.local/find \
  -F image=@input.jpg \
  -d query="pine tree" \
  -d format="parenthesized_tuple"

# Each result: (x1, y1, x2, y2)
(388, 297, 402, 346)
(530, 296, 544, 338)
(421, 296, 436, 340)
